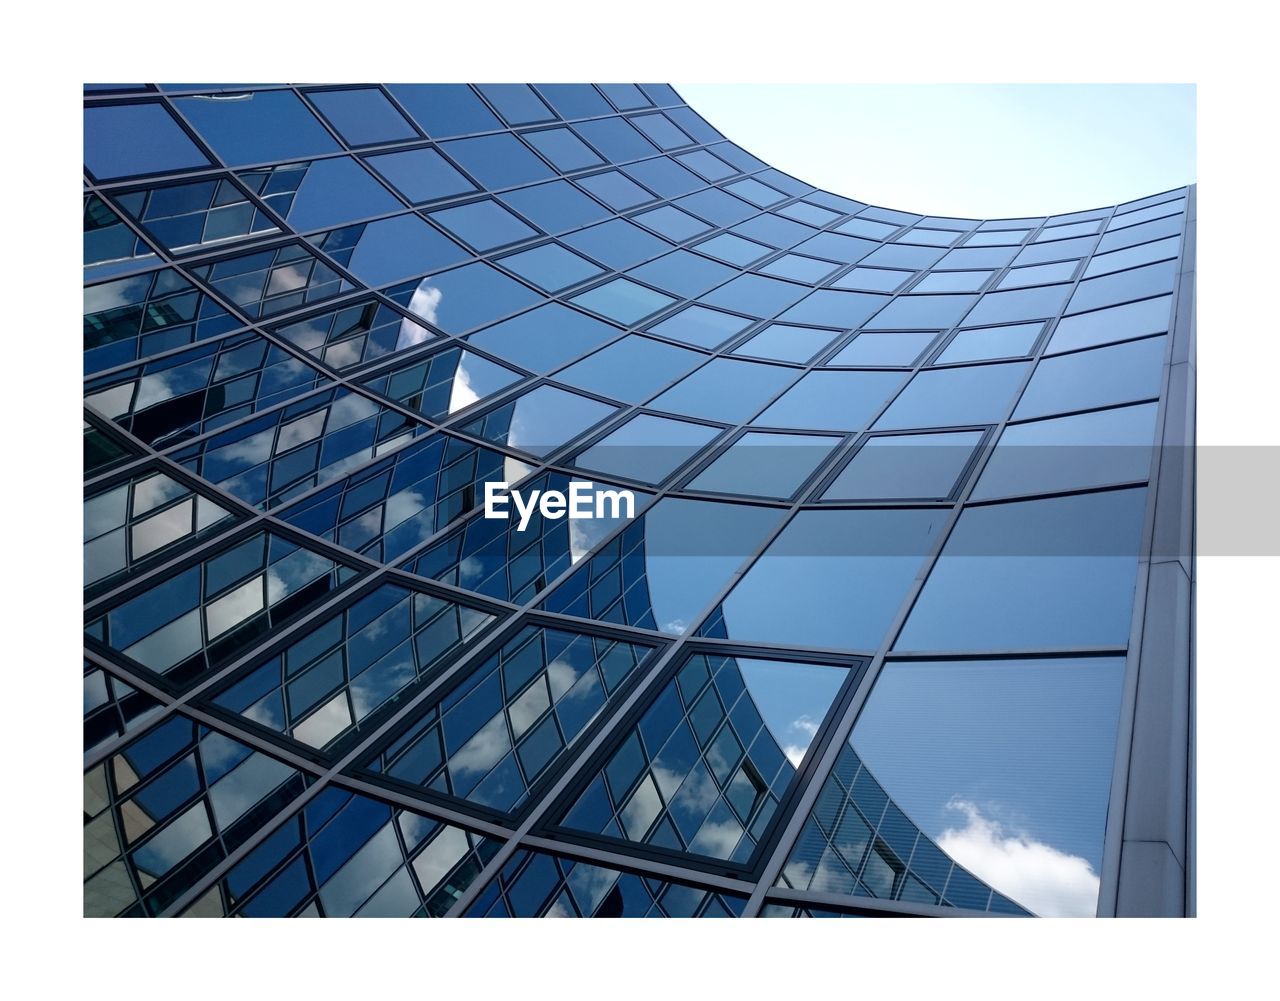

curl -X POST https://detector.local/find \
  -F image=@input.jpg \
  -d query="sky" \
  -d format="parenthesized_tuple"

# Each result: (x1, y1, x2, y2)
(676, 84, 1195, 219)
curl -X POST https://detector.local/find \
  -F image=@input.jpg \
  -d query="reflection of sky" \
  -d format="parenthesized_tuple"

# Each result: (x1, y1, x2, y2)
(737, 660, 848, 766)
(639, 500, 782, 634)
(851, 657, 1125, 915)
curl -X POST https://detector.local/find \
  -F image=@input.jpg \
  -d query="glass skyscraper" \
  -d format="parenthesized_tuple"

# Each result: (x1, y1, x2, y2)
(83, 83, 1194, 918)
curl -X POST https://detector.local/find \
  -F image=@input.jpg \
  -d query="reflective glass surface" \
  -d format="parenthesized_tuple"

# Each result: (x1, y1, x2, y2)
(839, 656, 1125, 915)
(82, 83, 1192, 920)
(897, 488, 1148, 650)
(707, 509, 944, 651)
(558, 653, 850, 862)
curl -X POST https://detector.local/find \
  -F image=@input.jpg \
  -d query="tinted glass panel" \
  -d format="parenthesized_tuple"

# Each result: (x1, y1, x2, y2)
(897, 488, 1148, 650)
(973, 403, 1159, 499)
(824, 431, 984, 500)
(688, 432, 840, 499)
(847, 656, 1125, 916)
(1014, 336, 1166, 420)
(85, 103, 211, 179)
(874, 363, 1030, 430)
(554, 335, 704, 403)
(174, 91, 340, 166)
(755, 371, 905, 432)
(650, 359, 797, 424)
(709, 509, 944, 650)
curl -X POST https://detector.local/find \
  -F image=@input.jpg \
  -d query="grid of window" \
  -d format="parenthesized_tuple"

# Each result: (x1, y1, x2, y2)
(84, 83, 1194, 918)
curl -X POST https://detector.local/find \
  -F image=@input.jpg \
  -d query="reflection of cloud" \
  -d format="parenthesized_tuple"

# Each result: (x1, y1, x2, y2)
(408, 284, 443, 326)
(448, 716, 510, 778)
(448, 358, 479, 414)
(396, 315, 433, 350)
(691, 814, 743, 858)
(545, 659, 580, 699)
(937, 799, 1099, 918)
(783, 744, 807, 767)
(782, 715, 821, 766)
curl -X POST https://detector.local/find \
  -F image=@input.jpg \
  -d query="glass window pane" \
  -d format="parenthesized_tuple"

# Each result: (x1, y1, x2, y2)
(914, 271, 993, 293)
(759, 254, 840, 283)
(696, 233, 772, 266)
(897, 487, 1148, 650)
(935, 322, 1043, 364)
(848, 656, 1125, 916)
(363, 147, 475, 204)
(874, 362, 1030, 430)
(241, 158, 401, 233)
(651, 359, 797, 423)
(311, 214, 467, 288)
(777, 290, 890, 330)
(646, 304, 752, 349)
(499, 244, 603, 292)
(440, 134, 555, 189)
(755, 371, 905, 432)
(973, 402, 1159, 499)
(535, 84, 612, 120)
(475, 84, 555, 126)
(1046, 295, 1172, 355)
(960, 285, 1072, 327)
(1014, 336, 1166, 420)
(460, 384, 618, 457)
(466, 304, 618, 374)
(824, 431, 984, 500)
(1066, 260, 1178, 315)
(174, 90, 340, 167)
(429, 199, 538, 252)
(688, 432, 840, 499)
(628, 252, 737, 299)
(542, 499, 785, 634)
(834, 268, 914, 293)
(829, 332, 937, 367)
(577, 119, 659, 163)
(387, 84, 500, 138)
(576, 170, 654, 210)
(635, 205, 711, 241)
(563, 219, 671, 271)
(734, 324, 841, 364)
(555, 652, 846, 864)
(392, 263, 543, 334)
(555, 334, 704, 403)
(499, 180, 610, 233)
(307, 87, 417, 146)
(85, 103, 211, 180)
(570, 278, 675, 325)
(524, 128, 604, 171)
(702, 275, 811, 318)
(710, 509, 944, 650)
(573, 414, 720, 486)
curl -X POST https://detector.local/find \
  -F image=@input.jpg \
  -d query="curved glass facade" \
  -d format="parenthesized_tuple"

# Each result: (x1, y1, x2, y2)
(84, 83, 1195, 917)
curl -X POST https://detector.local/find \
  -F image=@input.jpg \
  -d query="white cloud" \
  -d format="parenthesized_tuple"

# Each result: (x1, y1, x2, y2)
(937, 799, 1100, 918)
(407, 284, 443, 328)
(782, 715, 822, 766)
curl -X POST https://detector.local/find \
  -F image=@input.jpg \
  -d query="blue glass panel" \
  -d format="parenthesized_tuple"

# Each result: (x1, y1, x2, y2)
(85, 103, 210, 179)
(440, 134, 555, 189)
(554, 334, 704, 403)
(364, 147, 476, 204)
(384, 85, 498, 139)
(897, 488, 1148, 650)
(713, 509, 944, 650)
(174, 90, 340, 166)
(307, 87, 418, 146)
(466, 303, 618, 372)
